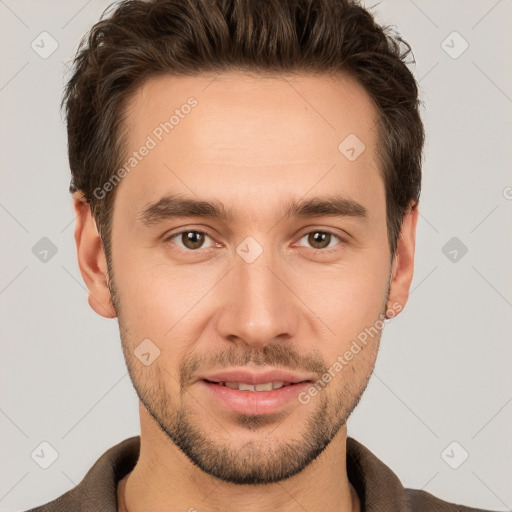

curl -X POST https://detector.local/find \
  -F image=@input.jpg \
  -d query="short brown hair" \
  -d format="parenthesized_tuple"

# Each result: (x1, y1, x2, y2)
(63, 0, 424, 262)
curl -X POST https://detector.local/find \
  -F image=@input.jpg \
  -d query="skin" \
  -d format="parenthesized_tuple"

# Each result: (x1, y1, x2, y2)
(73, 71, 418, 512)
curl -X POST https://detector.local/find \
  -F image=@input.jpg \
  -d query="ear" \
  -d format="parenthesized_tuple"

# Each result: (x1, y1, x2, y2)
(72, 192, 116, 319)
(386, 200, 419, 317)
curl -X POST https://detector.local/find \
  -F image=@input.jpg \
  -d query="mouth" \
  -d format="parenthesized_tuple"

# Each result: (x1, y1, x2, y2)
(200, 378, 312, 415)
(202, 379, 306, 391)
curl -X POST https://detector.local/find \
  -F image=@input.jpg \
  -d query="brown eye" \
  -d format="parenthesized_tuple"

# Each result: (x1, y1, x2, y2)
(167, 230, 214, 251)
(298, 231, 341, 251)
(181, 231, 206, 250)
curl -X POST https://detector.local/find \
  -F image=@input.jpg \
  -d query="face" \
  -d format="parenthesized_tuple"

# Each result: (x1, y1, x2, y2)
(78, 71, 416, 485)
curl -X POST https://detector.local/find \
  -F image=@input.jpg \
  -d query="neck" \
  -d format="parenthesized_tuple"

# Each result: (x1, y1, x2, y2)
(118, 408, 360, 512)
(119, 476, 360, 512)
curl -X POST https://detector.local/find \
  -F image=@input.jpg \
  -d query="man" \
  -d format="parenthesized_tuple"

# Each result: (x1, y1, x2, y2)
(26, 0, 497, 510)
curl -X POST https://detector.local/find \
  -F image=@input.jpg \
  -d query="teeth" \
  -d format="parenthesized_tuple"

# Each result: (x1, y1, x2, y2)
(255, 382, 273, 391)
(220, 381, 287, 391)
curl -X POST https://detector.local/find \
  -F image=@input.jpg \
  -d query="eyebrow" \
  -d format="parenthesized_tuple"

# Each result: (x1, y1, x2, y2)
(137, 193, 368, 226)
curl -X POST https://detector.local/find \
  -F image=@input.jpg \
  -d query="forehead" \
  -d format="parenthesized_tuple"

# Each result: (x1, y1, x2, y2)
(115, 71, 383, 224)
(124, 70, 378, 160)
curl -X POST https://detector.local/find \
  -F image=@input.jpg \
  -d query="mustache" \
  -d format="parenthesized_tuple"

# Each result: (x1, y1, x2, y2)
(179, 344, 327, 388)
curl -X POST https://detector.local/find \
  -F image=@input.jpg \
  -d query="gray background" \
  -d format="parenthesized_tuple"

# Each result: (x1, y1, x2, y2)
(1, 0, 511, 510)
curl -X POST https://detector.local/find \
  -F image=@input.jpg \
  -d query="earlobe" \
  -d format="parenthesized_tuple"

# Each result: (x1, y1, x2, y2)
(386, 201, 419, 316)
(72, 192, 117, 319)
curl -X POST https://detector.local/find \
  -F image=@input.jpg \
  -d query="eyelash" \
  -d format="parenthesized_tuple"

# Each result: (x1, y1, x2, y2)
(164, 228, 344, 254)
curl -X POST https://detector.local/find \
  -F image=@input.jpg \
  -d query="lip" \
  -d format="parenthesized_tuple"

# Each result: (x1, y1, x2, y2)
(198, 368, 314, 386)
(199, 379, 312, 415)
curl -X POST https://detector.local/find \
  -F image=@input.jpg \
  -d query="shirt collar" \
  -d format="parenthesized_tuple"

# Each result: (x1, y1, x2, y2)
(32, 435, 411, 511)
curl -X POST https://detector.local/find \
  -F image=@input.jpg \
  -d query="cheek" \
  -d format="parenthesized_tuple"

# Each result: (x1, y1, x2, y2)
(293, 253, 389, 338)
(112, 250, 221, 341)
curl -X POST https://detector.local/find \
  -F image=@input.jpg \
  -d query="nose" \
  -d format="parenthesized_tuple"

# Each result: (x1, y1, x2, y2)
(214, 241, 301, 349)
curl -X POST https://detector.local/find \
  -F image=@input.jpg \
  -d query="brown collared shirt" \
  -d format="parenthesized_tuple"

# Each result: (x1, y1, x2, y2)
(25, 436, 497, 512)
